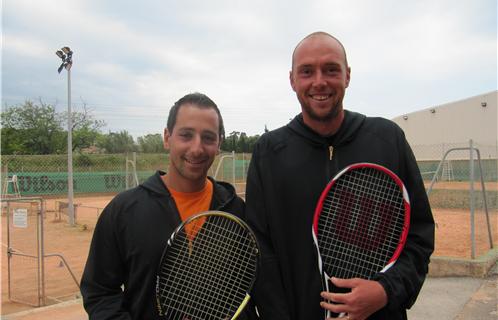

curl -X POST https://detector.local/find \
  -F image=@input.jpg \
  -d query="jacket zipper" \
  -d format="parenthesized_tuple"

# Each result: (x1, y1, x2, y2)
(325, 145, 334, 182)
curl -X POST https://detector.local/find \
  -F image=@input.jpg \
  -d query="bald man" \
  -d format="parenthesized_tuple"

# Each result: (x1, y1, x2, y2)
(245, 32, 434, 320)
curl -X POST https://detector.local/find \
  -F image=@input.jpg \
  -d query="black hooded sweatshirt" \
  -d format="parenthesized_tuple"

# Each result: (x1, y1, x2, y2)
(245, 110, 435, 320)
(81, 171, 257, 319)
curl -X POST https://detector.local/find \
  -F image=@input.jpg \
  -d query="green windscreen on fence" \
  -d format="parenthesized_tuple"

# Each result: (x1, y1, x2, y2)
(4, 158, 496, 197)
(417, 159, 497, 181)
(5, 171, 154, 196)
(219, 160, 250, 182)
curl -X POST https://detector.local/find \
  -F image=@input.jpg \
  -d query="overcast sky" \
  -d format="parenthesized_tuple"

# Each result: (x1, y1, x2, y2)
(2, 0, 496, 138)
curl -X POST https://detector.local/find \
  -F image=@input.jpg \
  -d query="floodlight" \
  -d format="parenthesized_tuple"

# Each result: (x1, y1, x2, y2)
(56, 50, 65, 59)
(62, 46, 71, 54)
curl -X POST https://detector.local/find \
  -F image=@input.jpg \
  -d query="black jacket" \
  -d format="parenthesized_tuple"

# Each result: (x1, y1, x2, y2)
(81, 171, 256, 319)
(245, 111, 435, 320)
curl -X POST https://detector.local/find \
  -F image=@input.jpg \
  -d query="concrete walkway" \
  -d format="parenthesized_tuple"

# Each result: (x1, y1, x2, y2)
(409, 275, 497, 319)
(3, 272, 496, 320)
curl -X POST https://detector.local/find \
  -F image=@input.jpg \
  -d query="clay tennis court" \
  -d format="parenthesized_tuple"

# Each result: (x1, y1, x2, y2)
(2, 182, 497, 316)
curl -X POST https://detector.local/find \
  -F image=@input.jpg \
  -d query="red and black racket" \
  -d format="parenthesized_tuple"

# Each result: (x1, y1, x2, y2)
(312, 163, 410, 318)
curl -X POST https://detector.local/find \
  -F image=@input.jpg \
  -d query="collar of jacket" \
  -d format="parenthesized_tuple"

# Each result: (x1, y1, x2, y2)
(140, 170, 237, 210)
(287, 109, 366, 147)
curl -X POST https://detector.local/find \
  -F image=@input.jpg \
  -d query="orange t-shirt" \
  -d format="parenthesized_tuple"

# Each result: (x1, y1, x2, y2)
(168, 179, 213, 238)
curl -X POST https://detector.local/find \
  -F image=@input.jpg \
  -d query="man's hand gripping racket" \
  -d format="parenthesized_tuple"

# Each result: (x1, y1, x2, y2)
(312, 163, 410, 318)
(156, 211, 260, 320)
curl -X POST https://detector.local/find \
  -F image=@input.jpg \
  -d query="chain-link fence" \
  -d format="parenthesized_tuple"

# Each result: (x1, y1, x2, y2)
(413, 141, 497, 210)
(0, 143, 496, 311)
(1, 152, 252, 199)
(1, 153, 164, 196)
(412, 142, 497, 182)
(1, 146, 496, 199)
(1, 152, 253, 310)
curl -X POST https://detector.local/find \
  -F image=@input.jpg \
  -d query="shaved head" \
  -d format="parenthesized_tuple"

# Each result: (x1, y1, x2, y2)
(291, 32, 348, 70)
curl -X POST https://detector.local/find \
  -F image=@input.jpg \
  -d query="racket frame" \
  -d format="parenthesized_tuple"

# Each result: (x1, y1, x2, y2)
(155, 210, 260, 320)
(312, 163, 411, 318)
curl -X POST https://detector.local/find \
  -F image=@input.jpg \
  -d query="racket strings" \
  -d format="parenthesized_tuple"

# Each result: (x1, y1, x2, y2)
(163, 221, 208, 307)
(159, 232, 252, 319)
(186, 231, 243, 318)
(190, 220, 256, 289)
(186, 220, 255, 316)
(161, 231, 248, 319)
(157, 215, 258, 320)
(318, 167, 406, 279)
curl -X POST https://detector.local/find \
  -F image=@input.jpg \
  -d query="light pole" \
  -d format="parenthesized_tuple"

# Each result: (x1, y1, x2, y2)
(56, 47, 75, 226)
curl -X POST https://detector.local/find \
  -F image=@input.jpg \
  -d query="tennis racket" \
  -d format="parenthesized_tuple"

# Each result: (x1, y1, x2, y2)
(312, 163, 410, 318)
(156, 211, 260, 320)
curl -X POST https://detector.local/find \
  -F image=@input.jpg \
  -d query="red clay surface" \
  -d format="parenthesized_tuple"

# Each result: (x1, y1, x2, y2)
(2, 184, 497, 316)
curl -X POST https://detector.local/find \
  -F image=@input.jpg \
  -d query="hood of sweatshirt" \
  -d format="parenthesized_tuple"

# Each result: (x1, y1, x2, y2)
(140, 170, 238, 210)
(287, 109, 366, 147)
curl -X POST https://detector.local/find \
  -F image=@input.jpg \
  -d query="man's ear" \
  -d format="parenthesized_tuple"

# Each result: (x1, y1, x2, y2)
(216, 140, 221, 155)
(345, 66, 351, 88)
(289, 70, 296, 92)
(163, 128, 170, 150)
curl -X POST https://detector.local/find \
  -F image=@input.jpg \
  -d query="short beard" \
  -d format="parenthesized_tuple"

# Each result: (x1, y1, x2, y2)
(301, 99, 342, 123)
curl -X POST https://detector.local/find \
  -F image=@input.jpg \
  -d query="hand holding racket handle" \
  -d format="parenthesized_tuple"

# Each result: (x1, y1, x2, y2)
(312, 163, 410, 319)
(320, 277, 389, 318)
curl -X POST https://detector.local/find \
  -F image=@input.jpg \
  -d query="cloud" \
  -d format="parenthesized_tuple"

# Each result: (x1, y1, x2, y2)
(3, 34, 53, 58)
(2, 0, 496, 137)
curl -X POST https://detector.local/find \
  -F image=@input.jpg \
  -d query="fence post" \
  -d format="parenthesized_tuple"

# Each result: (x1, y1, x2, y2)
(133, 152, 138, 187)
(39, 199, 46, 306)
(125, 154, 129, 189)
(232, 151, 236, 185)
(242, 153, 245, 179)
(469, 139, 475, 259)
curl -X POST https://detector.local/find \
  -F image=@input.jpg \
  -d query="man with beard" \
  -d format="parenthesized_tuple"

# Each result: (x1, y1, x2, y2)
(81, 93, 258, 320)
(245, 32, 434, 320)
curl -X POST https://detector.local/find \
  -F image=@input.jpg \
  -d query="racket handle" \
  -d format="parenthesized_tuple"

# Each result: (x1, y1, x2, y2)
(232, 294, 251, 320)
(327, 281, 350, 318)
(326, 311, 346, 319)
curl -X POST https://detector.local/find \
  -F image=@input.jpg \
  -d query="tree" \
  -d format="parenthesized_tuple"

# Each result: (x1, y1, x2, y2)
(220, 131, 260, 153)
(1, 100, 106, 155)
(1, 127, 30, 154)
(1, 100, 66, 154)
(246, 134, 260, 152)
(137, 134, 164, 153)
(97, 130, 137, 153)
(237, 132, 248, 152)
(222, 131, 240, 152)
(65, 103, 106, 151)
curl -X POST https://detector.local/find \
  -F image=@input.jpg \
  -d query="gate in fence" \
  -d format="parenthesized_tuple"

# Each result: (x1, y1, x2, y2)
(426, 140, 494, 259)
(2, 196, 82, 308)
(3, 197, 45, 307)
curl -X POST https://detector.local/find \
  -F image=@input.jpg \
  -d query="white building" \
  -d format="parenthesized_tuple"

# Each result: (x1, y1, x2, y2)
(392, 91, 497, 161)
